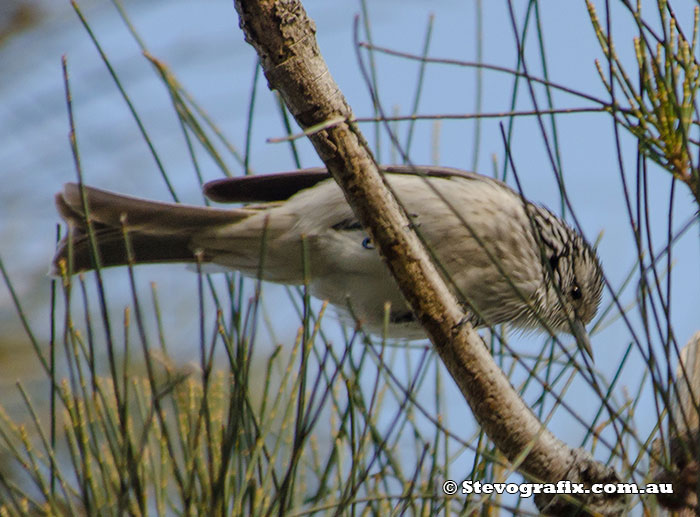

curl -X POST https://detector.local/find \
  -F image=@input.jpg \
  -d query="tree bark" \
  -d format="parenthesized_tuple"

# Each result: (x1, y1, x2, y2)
(232, 1, 625, 513)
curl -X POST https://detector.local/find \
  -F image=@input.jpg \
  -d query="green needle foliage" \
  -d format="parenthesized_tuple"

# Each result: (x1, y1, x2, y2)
(588, 0, 700, 204)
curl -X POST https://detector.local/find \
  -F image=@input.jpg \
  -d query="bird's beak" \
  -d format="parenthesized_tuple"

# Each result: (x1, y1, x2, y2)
(571, 319, 594, 361)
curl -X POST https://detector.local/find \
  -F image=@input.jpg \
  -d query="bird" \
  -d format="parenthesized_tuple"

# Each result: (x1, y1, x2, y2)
(52, 165, 603, 356)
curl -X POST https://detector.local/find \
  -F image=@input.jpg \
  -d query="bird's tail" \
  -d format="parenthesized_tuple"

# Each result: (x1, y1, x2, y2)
(52, 183, 250, 276)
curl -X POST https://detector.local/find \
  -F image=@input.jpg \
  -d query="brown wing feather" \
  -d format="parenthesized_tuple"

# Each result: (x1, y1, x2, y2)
(204, 169, 331, 203)
(202, 166, 481, 204)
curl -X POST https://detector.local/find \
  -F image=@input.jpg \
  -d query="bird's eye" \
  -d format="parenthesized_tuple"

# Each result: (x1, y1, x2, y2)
(362, 237, 374, 250)
(571, 285, 582, 300)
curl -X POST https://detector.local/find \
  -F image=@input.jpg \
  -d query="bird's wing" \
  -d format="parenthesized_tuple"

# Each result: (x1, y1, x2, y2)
(202, 166, 488, 204)
(203, 168, 331, 203)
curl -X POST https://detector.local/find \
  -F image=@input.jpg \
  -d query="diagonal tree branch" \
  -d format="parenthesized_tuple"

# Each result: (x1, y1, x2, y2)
(232, 1, 625, 513)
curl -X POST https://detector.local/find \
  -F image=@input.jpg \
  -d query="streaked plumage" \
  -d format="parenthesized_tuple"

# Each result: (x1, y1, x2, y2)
(53, 166, 603, 349)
